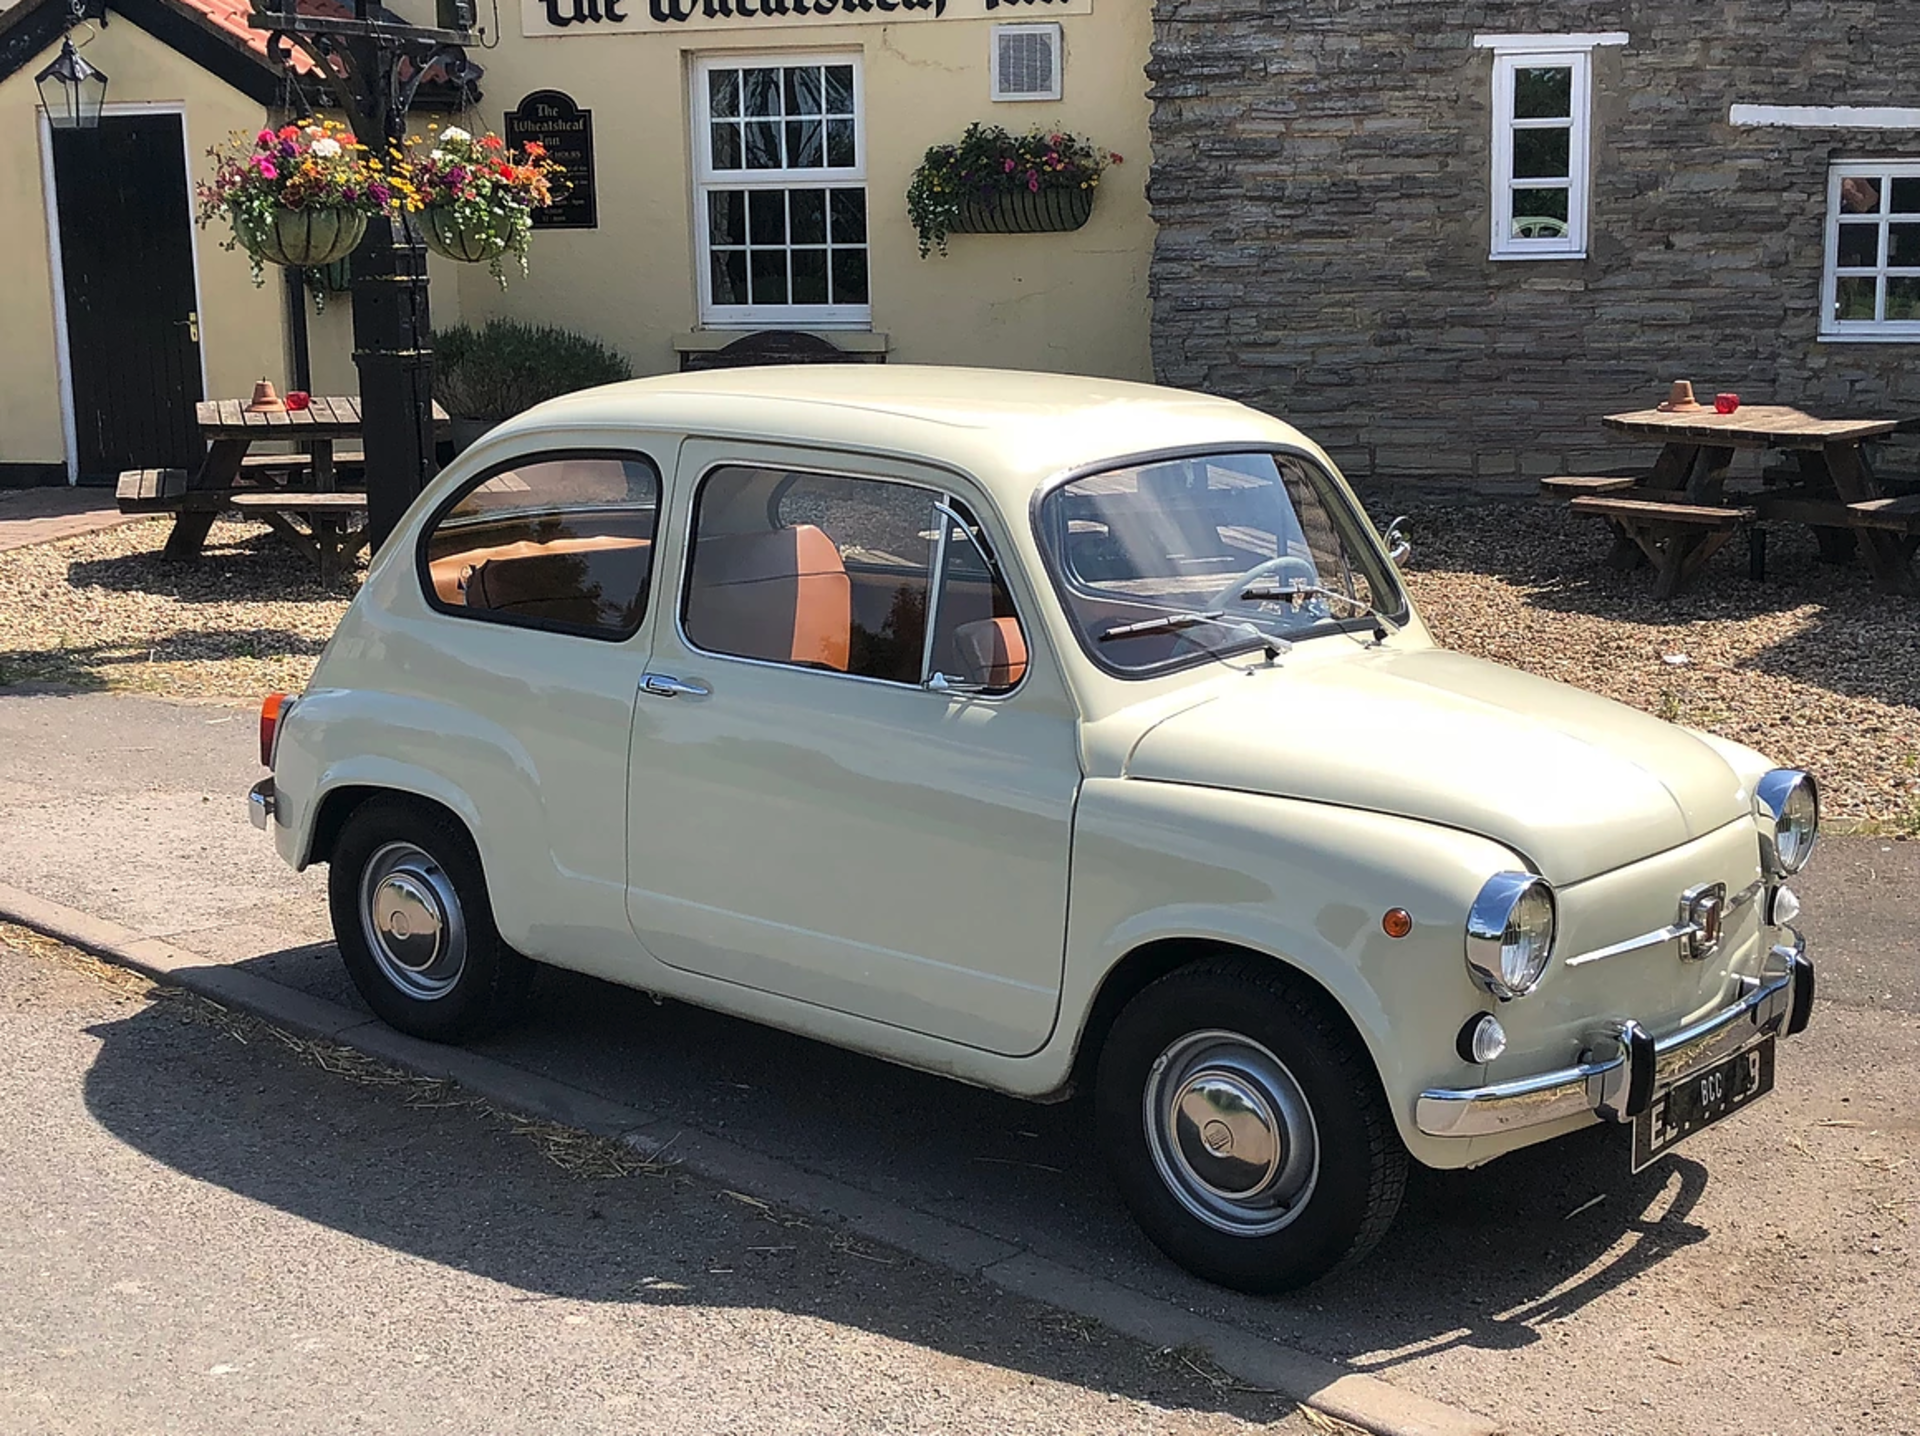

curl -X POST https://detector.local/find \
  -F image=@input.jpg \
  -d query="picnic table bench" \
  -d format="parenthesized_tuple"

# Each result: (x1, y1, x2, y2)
(1549, 404, 1920, 597)
(117, 396, 447, 580)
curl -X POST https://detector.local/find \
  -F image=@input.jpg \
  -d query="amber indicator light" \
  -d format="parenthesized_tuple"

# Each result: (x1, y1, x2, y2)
(260, 691, 287, 767)
(1382, 908, 1414, 939)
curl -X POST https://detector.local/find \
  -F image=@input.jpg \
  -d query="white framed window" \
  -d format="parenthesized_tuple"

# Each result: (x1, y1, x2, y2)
(693, 53, 869, 328)
(1821, 161, 1920, 341)
(1476, 35, 1625, 260)
(991, 23, 1062, 102)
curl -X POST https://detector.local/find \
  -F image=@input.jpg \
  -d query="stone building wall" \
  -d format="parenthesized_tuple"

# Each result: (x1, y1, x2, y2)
(1146, 1, 1920, 482)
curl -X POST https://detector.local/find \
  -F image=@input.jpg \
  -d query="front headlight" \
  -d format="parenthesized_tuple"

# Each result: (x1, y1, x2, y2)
(1466, 872, 1557, 1000)
(1755, 769, 1819, 876)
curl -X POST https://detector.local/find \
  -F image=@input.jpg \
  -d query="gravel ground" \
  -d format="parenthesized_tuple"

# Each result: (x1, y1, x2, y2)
(0, 500, 1914, 826)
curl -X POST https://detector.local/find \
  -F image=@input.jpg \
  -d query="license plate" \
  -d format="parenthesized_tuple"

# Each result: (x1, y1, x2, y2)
(1631, 1037, 1776, 1171)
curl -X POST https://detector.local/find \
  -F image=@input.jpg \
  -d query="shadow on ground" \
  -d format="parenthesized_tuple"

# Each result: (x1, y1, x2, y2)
(86, 950, 1716, 1387)
(62, 524, 364, 602)
(0, 629, 329, 692)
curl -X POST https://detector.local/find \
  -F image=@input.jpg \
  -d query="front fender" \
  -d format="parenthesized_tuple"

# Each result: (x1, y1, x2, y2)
(1061, 778, 1529, 1166)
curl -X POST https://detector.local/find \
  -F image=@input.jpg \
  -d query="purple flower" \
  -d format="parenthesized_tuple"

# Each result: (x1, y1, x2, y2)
(341, 186, 358, 201)
(278, 140, 298, 160)
(369, 181, 391, 205)
(446, 165, 469, 186)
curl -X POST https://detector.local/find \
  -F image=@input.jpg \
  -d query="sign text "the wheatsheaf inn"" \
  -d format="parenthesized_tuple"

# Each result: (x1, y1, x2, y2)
(523, 0, 1092, 39)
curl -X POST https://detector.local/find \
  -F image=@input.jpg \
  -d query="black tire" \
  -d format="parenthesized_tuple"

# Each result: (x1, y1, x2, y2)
(328, 796, 530, 1043)
(1095, 955, 1407, 1293)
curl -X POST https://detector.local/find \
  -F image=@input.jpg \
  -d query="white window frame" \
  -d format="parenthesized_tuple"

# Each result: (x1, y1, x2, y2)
(1820, 159, 1920, 343)
(691, 52, 870, 329)
(990, 23, 1063, 103)
(1475, 34, 1625, 262)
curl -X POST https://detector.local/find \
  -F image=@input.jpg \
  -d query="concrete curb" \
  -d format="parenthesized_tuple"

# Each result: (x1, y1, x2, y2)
(0, 881, 1508, 1436)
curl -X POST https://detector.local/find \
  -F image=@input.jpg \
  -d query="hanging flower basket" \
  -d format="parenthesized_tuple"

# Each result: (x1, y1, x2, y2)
(949, 185, 1094, 238)
(906, 123, 1120, 257)
(249, 206, 367, 268)
(419, 205, 505, 265)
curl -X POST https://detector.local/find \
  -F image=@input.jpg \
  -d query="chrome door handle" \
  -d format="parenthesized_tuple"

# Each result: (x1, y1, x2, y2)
(641, 673, 710, 699)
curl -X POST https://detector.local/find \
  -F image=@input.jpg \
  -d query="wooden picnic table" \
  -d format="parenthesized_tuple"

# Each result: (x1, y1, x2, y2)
(1560, 405, 1920, 597)
(151, 396, 449, 580)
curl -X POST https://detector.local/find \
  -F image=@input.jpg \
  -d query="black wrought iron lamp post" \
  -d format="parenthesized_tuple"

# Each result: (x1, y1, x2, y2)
(248, 0, 482, 548)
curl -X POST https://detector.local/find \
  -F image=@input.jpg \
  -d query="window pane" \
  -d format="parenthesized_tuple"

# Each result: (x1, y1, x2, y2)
(1510, 186, 1570, 235)
(784, 66, 823, 116)
(831, 187, 867, 244)
(1512, 126, 1571, 180)
(826, 118, 856, 168)
(711, 249, 747, 306)
(711, 122, 742, 171)
(1889, 223, 1920, 268)
(746, 120, 782, 170)
(824, 65, 855, 115)
(1836, 221, 1881, 269)
(1886, 277, 1920, 321)
(709, 69, 739, 119)
(748, 189, 786, 245)
(744, 68, 781, 117)
(750, 249, 788, 306)
(787, 119, 824, 169)
(686, 466, 932, 683)
(1892, 177, 1920, 214)
(1834, 276, 1878, 322)
(425, 456, 661, 638)
(831, 247, 869, 305)
(790, 188, 827, 244)
(1838, 175, 1883, 214)
(791, 247, 829, 305)
(708, 190, 746, 246)
(931, 506, 1025, 693)
(1513, 66, 1572, 120)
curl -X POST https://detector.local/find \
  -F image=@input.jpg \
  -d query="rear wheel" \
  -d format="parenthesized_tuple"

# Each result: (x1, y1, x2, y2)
(1095, 956, 1407, 1292)
(328, 796, 529, 1043)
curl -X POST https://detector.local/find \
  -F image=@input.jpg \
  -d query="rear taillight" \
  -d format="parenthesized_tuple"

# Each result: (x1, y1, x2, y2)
(260, 692, 288, 767)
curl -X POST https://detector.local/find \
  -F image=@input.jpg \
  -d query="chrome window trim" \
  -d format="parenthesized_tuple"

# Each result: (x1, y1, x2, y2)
(673, 457, 1032, 702)
(1026, 442, 1412, 681)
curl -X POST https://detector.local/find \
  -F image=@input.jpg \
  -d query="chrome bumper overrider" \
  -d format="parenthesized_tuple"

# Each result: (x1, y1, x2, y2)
(248, 777, 276, 831)
(1416, 933, 1814, 1139)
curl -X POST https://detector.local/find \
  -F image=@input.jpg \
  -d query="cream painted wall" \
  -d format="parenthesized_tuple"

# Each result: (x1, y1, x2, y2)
(0, 21, 285, 472)
(448, 4, 1153, 381)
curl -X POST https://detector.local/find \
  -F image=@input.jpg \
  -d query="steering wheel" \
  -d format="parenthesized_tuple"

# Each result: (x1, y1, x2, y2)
(1207, 554, 1319, 610)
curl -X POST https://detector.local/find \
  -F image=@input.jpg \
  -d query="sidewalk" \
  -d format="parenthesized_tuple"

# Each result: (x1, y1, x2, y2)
(0, 486, 146, 552)
(1, 689, 1915, 1436)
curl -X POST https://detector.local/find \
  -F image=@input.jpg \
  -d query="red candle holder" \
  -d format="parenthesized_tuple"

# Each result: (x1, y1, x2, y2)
(285, 390, 311, 411)
(1714, 392, 1740, 414)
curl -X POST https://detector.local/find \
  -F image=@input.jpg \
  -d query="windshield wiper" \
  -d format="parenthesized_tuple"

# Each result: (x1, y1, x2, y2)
(1098, 610, 1289, 660)
(1240, 582, 1401, 641)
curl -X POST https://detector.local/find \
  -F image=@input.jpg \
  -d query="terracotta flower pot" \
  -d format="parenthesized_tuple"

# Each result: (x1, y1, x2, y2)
(248, 207, 367, 268)
(420, 207, 506, 265)
(949, 185, 1094, 237)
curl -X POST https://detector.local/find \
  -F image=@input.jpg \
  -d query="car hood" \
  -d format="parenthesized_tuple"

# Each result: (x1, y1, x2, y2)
(1123, 647, 1750, 884)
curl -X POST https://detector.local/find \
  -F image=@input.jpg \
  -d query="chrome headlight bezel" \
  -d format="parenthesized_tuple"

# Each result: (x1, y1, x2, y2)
(1755, 769, 1819, 876)
(1466, 872, 1557, 1001)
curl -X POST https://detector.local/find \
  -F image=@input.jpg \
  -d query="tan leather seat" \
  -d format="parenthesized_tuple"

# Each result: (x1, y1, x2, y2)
(465, 536, 653, 629)
(687, 525, 851, 671)
(951, 617, 1028, 689)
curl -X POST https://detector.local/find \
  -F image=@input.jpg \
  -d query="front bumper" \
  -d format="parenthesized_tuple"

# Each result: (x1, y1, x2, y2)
(1415, 932, 1814, 1139)
(248, 777, 276, 831)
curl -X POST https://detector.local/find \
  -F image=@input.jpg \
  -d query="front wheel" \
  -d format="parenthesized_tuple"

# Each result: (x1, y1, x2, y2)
(1095, 956, 1407, 1292)
(328, 796, 530, 1043)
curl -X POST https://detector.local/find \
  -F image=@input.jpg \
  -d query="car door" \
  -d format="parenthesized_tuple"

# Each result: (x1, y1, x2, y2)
(406, 446, 667, 978)
(624, 442, 1081, 1057)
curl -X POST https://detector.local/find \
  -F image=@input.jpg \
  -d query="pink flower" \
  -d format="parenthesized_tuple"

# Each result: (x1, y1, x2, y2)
(1003, 158, 1015, 173)
(256, 129, 275, 146)
(1028, 174, 1040, 192)
(255, 157, 279, 179)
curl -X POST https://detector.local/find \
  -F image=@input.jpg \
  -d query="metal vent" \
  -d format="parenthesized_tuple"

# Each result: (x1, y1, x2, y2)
(992, 24, 1062, 102)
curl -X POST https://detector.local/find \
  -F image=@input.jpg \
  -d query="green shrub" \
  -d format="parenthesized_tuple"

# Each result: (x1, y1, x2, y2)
(433, 319, 633, 422)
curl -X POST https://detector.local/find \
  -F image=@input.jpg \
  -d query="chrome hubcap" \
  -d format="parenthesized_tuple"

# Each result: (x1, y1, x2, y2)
(1144, 1030, 1318, 1237)
(360, 842, 465, 1001)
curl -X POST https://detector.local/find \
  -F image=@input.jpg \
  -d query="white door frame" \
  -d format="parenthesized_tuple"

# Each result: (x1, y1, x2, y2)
(38, 99, 211, 485)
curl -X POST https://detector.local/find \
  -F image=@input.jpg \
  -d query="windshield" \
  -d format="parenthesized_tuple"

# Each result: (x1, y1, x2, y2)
(1036, 450, 1405, 675)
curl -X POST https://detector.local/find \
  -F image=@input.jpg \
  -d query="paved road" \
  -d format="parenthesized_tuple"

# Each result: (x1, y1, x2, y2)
(0, 929, 1311, 1436)
(2, 691, 1917, 1435)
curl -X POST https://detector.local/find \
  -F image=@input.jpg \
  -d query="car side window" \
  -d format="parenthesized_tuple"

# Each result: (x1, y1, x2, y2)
(421, 453, 661, 640)
(682, 466, 1027, 693)
(928, 502, 1027, 693)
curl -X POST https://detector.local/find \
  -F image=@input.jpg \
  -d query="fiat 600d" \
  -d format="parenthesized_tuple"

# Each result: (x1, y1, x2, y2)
(249, 368, 1817, 1291)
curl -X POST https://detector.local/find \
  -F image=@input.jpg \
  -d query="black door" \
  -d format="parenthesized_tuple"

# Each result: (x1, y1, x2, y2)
(51, 114, 204, 483)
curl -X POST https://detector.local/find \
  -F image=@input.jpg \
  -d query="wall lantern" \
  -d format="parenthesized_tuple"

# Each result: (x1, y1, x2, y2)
(36, 37, 110, 131)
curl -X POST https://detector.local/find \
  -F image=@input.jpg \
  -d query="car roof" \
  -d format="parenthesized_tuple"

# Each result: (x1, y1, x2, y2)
(486, 365, 1321, 502)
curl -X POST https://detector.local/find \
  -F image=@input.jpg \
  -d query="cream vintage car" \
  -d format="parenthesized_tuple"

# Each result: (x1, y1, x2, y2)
(248, 367, 1818, 1292)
